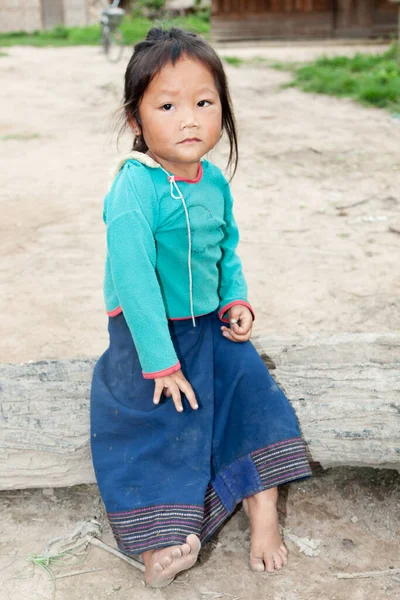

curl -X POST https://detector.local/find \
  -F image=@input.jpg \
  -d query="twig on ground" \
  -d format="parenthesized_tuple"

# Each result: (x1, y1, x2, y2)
(85, 536, 145, 572)
(308, 147, 323, 154)
(336, 567, 400, 579)
(55, 568, 105, 579)
(335, 196, 374, 210)
(336, 184, 392, 212)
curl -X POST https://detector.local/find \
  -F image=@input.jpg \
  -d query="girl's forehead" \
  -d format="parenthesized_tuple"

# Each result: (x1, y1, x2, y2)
(146, 57, 217, 95)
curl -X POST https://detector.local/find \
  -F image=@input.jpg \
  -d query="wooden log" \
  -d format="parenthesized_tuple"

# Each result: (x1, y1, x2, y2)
(0, 333, 399, 491)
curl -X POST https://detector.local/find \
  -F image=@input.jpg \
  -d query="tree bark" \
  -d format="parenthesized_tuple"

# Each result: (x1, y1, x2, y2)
(1, 333, 399, 490)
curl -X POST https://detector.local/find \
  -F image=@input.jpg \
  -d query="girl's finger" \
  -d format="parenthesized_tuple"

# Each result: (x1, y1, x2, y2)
(164, 386, 172, 398)
(231, 323, 248, 335)
(222, 328, 251, 343)
(224, 317, 251, 335)
(178, 380, 198, 410)
(230, 315, 252, 333)
(222, 329, 238, 342)
(170, 383, 184, 413)
(223, 325, 251, 339)
(232, 330, 251, 340)
(153, 379, 164, 404)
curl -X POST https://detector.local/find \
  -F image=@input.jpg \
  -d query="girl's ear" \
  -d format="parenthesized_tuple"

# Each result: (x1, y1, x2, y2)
(128, 117, 141, 137)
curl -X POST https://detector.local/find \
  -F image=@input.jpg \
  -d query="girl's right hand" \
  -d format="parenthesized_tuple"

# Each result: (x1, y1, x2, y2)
(153, 369, 198, 413)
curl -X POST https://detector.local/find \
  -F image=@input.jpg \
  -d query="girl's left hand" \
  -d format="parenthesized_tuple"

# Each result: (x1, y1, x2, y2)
(221, 305, 253, 343)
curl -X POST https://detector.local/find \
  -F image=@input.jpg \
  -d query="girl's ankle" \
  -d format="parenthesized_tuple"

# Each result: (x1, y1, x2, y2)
(247, 486, 278, 506)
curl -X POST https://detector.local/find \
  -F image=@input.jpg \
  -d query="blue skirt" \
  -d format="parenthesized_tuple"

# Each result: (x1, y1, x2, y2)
(90, 310, 311, 555)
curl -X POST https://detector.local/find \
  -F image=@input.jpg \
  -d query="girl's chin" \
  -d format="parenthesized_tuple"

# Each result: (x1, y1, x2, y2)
(152, 146, 206, 167)
(178, 144, 209, 159)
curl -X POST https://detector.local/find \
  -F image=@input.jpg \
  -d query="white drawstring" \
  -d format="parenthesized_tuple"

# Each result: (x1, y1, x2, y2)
(160, 167, 196, 328)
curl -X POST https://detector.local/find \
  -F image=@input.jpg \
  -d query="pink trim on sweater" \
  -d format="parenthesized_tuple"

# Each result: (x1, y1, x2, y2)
(218, 301, 256, 323)
(173, 162, 203, 183)
(107, 306, 122, 317)
(142, 361, 181, 380)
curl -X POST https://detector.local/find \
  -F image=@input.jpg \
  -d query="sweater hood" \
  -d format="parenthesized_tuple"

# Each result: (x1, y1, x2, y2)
(109, 151, 160, 188)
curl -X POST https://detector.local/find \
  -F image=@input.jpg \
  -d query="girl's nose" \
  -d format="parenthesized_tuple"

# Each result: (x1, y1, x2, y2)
(180, 109, 199, 129)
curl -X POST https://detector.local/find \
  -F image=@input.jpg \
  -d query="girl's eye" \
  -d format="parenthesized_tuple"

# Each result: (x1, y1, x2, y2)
(198, 100, 211, 107)
(161, 104, 174, 111)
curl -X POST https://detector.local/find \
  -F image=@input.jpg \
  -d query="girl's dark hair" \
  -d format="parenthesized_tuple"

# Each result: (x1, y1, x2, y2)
(120, 26, 238, 177)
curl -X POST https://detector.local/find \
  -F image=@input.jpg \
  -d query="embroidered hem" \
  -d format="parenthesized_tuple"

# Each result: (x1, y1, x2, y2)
(107, 437, 311, 555)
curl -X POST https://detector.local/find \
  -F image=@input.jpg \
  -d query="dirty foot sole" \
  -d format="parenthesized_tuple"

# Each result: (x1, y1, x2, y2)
(143, 534, 201, 588)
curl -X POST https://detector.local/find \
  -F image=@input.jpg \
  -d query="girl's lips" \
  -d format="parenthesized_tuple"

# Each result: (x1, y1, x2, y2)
(179, 138, 201, 144)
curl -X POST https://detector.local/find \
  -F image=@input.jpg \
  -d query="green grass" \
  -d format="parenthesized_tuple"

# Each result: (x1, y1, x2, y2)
(1, 133, 42, 141)
(0, 24, 100, 47)
(223, 56, 245, 67)
(272, 45, 400, 112)
(223, 55, 271, 68)
(0, 12, 210, 47)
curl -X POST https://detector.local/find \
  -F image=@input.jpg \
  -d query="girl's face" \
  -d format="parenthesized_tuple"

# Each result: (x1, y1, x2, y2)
(133, 56, 222, 178)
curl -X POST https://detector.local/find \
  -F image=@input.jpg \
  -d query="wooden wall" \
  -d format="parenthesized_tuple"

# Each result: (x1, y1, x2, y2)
(211, 0, 398, 41)
(335, 0, 398, 37)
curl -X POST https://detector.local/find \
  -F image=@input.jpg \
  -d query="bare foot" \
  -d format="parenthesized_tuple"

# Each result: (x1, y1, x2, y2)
(243, 487, 288, 573)
(141, 534, 201, 588)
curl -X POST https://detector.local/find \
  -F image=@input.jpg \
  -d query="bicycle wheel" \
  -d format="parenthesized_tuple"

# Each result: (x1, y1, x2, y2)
(105, 29, 124, 63)
(101, 25, 110, 56)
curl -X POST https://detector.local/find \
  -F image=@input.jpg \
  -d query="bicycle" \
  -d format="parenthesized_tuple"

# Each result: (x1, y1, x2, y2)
(99, 0, 125, 63)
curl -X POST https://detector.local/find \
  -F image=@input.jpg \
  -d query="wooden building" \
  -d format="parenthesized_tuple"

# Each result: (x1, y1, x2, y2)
(211, 0, 398, 42)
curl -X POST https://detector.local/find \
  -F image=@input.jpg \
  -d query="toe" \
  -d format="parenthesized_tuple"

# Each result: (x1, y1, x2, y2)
(264, 554, 275, 573)
(161, 555, 172, 568)
(280, 543, 288, 555)
(250, 557, 265, 572)
(171, 547, 182, 559)
(154, 562, 163, 572)
(279, 548, 288, 565)
(273, 552, 283, 570)
(180, 543, 191, 557)
(186, 534, 201, 555)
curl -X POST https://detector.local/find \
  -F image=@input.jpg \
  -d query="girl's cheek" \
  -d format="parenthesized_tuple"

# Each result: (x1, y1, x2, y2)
(208, 121, 223, 140)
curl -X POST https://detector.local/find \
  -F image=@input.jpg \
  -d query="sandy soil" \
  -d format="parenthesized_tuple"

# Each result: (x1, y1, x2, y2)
(1, 42, 399, 599)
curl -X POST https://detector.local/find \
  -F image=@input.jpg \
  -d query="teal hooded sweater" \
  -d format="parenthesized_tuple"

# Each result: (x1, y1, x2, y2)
(103, 152, 254, 378)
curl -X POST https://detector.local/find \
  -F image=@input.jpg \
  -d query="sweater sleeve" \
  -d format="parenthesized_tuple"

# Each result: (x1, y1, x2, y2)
(106, 163, 181, 379)
(217, 180, 255, 324)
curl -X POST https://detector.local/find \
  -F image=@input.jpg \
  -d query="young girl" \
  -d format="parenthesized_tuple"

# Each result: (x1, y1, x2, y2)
(90, 26, 311, 588)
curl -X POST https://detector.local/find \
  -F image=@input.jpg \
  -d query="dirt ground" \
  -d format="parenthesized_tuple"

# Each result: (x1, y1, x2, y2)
(1, 42, 400, 599)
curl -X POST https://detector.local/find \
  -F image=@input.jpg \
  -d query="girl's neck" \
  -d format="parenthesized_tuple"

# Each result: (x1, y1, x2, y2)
(147, 151, 200, 180)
